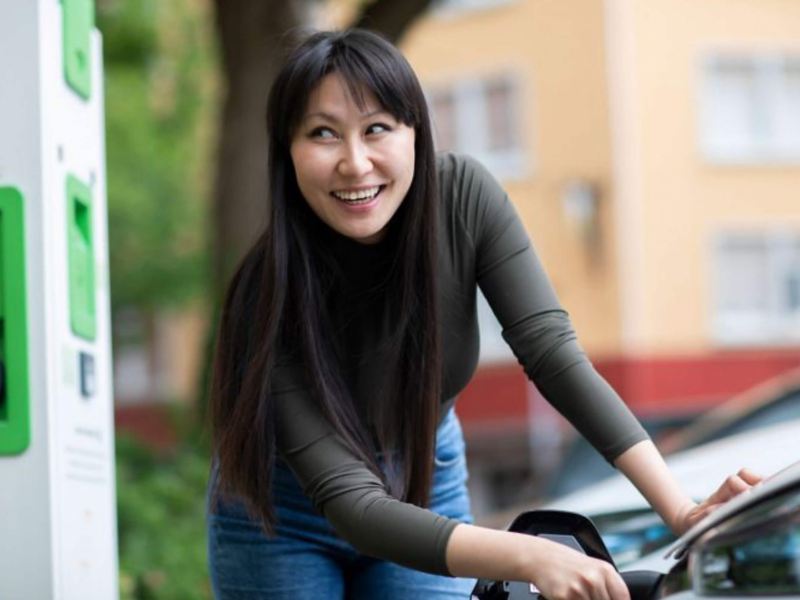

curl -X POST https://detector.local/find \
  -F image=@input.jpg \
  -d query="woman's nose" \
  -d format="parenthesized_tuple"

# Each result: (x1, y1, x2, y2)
(337, 139, 373, 178)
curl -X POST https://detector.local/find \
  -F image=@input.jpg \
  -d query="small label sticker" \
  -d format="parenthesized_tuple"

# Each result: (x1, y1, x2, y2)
(79, 352, 95, 399)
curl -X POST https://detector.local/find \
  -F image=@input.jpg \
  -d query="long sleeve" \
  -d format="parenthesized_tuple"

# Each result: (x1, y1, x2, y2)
(446, 153, 649, 462)
(272, 361, 460, 575)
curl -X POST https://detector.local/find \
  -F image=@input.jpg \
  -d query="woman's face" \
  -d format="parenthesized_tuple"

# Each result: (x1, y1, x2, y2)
(290, 73, 416, 244)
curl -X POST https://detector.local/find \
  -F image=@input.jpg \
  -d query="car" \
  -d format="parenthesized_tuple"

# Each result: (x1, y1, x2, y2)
(544, 368, 800, 500)
(544, 417, 800, 570)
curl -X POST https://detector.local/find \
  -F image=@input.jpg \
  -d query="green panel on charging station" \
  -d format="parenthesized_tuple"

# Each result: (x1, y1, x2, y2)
(62, 0, 94, 100)
(67, 175, 96, 340)
(0, 187, 30, 455)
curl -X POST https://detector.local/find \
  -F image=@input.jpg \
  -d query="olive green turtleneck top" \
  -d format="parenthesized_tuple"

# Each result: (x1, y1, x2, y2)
(272, 152, 648, 576)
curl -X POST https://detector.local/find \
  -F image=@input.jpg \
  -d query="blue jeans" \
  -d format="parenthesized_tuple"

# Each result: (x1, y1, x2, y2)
(207, 408, 476, 599)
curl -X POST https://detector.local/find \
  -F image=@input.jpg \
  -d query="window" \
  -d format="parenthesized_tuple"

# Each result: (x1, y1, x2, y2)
(700, 54, 800, 164)
(427, 75, 526, 178)
(486, 79, 517, 152)
(713, 231, 800, 345)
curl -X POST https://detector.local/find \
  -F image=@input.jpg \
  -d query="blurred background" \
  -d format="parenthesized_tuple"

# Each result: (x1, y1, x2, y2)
(100, 0, 800, 597)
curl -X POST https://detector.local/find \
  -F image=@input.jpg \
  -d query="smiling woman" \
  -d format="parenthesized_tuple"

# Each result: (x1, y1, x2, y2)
(289, 73, 416, 244)
(206, 28, 759, 600)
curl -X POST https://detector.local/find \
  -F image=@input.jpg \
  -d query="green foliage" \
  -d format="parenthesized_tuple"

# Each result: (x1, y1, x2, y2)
(116, 412, 213, 599)
(98, 0, 217, 312)
(96, 1, 158, 66)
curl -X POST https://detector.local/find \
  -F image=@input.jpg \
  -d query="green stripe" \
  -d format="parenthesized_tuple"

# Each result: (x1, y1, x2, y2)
(0, 186, 30, 455)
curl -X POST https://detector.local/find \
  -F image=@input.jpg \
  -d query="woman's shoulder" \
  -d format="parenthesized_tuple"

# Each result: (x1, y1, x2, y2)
(436, 151, 506, 202)
(436, 151, 492, 188)
(435, 151, 512, 234)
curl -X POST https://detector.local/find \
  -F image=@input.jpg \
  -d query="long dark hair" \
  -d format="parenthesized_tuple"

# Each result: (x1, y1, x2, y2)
(209, 29, 441, 532)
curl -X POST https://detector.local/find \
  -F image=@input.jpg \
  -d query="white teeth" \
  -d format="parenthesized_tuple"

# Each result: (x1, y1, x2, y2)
(332, 186, 381, 202)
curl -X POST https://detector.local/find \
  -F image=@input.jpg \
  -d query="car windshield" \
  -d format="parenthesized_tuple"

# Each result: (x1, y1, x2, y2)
(546, 414, 695, 499)
(693, 391, 800, 445)
(591, 509, 676, 568)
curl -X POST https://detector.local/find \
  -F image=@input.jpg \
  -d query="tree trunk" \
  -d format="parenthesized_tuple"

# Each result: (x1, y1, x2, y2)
(211, 0, 314, 295)
(354, 0, 436, 44)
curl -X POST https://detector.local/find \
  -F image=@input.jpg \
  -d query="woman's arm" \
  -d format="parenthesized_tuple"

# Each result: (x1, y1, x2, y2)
(613, 439, 762, 535)
(445, 522, 631, 600)
(274, 361, 461, 575)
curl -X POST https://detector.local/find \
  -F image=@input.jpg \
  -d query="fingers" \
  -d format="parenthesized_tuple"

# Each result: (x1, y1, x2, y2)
(602, 565, 631, 600)
(590, 563, 629, 600)
(724, 473, 750, 496)
(737, 467, 763, 486)
(535, 543, 630, 600)
(685, 468, 763, 531)
(688, 502, 719, 526)
(707, 472, 751, 504)
(563, 562, 627, 600)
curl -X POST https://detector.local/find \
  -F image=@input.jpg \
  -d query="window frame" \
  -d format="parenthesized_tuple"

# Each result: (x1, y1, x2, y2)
(426, 72, 529, 180)
(711, 229, 800, 346)
(698, 50, 800, 166)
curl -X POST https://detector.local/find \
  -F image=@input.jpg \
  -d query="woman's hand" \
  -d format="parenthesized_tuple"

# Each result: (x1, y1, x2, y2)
(613, 442, 764, 537)
(672, 468, 763, 534)
(446, 524, 630, 600)
(527, 536, 630, 600)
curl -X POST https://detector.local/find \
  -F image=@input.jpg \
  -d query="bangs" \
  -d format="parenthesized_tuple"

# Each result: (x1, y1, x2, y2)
(278, 30, 424, 143)
(331, 47, 420, 127)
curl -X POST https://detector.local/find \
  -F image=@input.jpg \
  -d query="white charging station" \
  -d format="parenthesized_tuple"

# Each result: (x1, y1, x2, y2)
(0, 0, 118, 598)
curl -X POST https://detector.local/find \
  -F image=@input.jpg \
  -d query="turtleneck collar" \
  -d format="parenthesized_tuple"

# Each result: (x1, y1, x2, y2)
(313, 213, 398, 291)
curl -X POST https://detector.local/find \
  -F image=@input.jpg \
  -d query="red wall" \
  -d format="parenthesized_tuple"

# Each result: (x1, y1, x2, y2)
(596, 349, 800, 415)
(456, 349, 800, 430)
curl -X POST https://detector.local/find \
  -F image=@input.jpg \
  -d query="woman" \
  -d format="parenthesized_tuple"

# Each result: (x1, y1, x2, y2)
(207, 28, 759, 599)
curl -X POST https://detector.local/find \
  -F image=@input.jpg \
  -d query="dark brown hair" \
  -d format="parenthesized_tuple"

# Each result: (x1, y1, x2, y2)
(209, 28, 441, 532)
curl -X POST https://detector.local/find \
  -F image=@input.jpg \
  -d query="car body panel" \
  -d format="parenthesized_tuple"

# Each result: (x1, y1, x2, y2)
(547, 418, 800, 516)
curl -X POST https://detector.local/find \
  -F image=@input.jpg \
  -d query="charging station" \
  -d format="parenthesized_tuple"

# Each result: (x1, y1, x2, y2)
(0, 0, 118, 598)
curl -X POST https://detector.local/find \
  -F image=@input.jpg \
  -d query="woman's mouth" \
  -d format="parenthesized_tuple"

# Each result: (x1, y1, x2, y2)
(331, 185, 386, 205)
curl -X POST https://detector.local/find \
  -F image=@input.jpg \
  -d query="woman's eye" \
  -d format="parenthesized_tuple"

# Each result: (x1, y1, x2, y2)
(366, 123, 391, 135)
(310, 127, 337, 139)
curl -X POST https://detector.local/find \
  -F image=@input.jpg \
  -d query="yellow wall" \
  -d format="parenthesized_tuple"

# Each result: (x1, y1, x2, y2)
(609, 0, 800, 353)
(402, 1, 622, 354)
